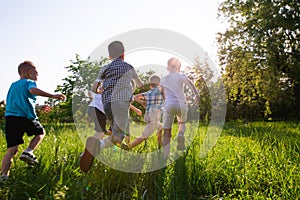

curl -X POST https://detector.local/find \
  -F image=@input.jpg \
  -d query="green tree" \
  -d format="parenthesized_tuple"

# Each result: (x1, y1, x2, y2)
(184, 56, 213, 122)
(218, 0, 299, 120)
(44, 55, 109, 123)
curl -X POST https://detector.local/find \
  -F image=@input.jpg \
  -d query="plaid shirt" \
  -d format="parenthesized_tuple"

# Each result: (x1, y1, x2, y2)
(142, 86, 164, 113)
(97, 58, 140, 104)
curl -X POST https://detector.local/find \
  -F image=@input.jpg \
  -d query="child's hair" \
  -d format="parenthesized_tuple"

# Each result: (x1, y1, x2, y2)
(167, 58, 181, 72)
(18, 61, 35, 75)
(108, 41, 124, 59)
(149, 75, 160, 88)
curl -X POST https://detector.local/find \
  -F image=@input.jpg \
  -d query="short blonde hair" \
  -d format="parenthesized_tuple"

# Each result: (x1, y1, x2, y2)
(167, 58, 181, 72)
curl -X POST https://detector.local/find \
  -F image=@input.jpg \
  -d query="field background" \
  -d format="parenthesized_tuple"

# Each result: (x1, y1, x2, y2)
(0, 121, 299, 200)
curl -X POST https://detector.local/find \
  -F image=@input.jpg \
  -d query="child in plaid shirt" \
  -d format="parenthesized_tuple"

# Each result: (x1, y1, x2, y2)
(80, 41, 143, 173)
(128, 75, 164, 149)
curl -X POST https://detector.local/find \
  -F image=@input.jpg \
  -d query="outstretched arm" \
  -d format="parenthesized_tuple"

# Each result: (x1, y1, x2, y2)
(29, 88, 66, 100)
(130, 104, 142, 117)
(132, 71, 143, 88)
(134, 93, 146, 108)
(184, 76, 200, 101)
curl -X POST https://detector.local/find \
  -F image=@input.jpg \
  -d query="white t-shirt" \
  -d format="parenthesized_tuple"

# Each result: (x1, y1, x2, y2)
(161, 72, 189, 103)
(88, 91, 105, 113)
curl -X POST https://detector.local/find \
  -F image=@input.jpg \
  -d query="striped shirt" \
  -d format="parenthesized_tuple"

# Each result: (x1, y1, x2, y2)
(142, 86, 164, 113)
(96, 58, 140, 104)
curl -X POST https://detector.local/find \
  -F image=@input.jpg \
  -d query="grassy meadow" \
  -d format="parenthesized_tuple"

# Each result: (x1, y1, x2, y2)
(0, 121, 299, 199)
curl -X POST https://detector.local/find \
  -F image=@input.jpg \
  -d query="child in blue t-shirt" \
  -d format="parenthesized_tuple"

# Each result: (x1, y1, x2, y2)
(0, 61, 65, 181)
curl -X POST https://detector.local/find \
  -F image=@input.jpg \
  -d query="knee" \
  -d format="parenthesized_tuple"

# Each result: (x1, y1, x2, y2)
(39, 131, 46, 139)
(37, 133, 45, 141)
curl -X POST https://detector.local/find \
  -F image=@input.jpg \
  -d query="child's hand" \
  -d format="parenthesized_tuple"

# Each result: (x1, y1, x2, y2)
(134, 96, 146, 108)
(53, 94, 66, 101)
(41, 105, 51, 113)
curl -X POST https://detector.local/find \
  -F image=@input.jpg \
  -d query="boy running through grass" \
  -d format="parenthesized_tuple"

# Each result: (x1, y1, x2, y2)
(80, 41, 143, 173)
(128, 75, 164, 149)
(0, 61, 65, 180)
(161, 58, 199, 158)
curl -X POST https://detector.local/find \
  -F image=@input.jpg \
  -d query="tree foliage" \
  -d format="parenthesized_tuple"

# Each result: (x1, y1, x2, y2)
(40, 55, 109, 123)
(218, 0, 300, 120)
(184, 56, 214, 122)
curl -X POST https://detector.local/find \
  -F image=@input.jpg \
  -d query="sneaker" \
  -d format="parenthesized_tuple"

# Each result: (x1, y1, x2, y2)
(80, 137, 100, 173)
(177, 135, 186, 150)
(20, 151, 38, 165)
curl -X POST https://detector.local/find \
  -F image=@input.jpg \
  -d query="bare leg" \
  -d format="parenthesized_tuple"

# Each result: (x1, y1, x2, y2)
(162, 129, 172, 158)
(1, 146, 18, 176)
(129, 137, 147, 148)
(157, 128, 162, 148)
(28, 133, 45, 150)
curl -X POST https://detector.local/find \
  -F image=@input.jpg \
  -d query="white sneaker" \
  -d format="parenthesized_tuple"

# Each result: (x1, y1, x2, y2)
(20, 151, 38, 165)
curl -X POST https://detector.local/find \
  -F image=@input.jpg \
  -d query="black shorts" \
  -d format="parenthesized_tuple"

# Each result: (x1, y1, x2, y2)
(87, 106, 107, 133)
(4, 116, 44, 148)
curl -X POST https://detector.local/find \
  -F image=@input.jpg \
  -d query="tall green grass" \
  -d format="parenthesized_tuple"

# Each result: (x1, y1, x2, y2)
(0, 121, 299, 199)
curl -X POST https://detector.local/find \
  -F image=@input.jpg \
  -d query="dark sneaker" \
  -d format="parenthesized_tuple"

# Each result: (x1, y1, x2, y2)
(80, 137, 100, 173)
(177, 135, 186, 150)
(20, 151, 38, 165)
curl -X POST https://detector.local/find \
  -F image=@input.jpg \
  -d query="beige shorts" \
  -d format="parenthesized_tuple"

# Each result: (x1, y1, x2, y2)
(163, 102, 188, 129)
(141, 109, 163, 138)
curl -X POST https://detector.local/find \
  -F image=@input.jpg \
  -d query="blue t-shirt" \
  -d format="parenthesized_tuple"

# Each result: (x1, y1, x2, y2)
(5, 79, 37, 120)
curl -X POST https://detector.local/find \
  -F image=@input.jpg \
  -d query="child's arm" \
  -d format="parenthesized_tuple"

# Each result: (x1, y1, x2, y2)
(134, 93, 146, 108)
(29, 88, 66, 100)
(132, 71, 143, 88)
(92, 81, 102, 93)
(130, 104, 142, 117)
(160, 86, 166, 99)
(184, 76, 200, 101)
